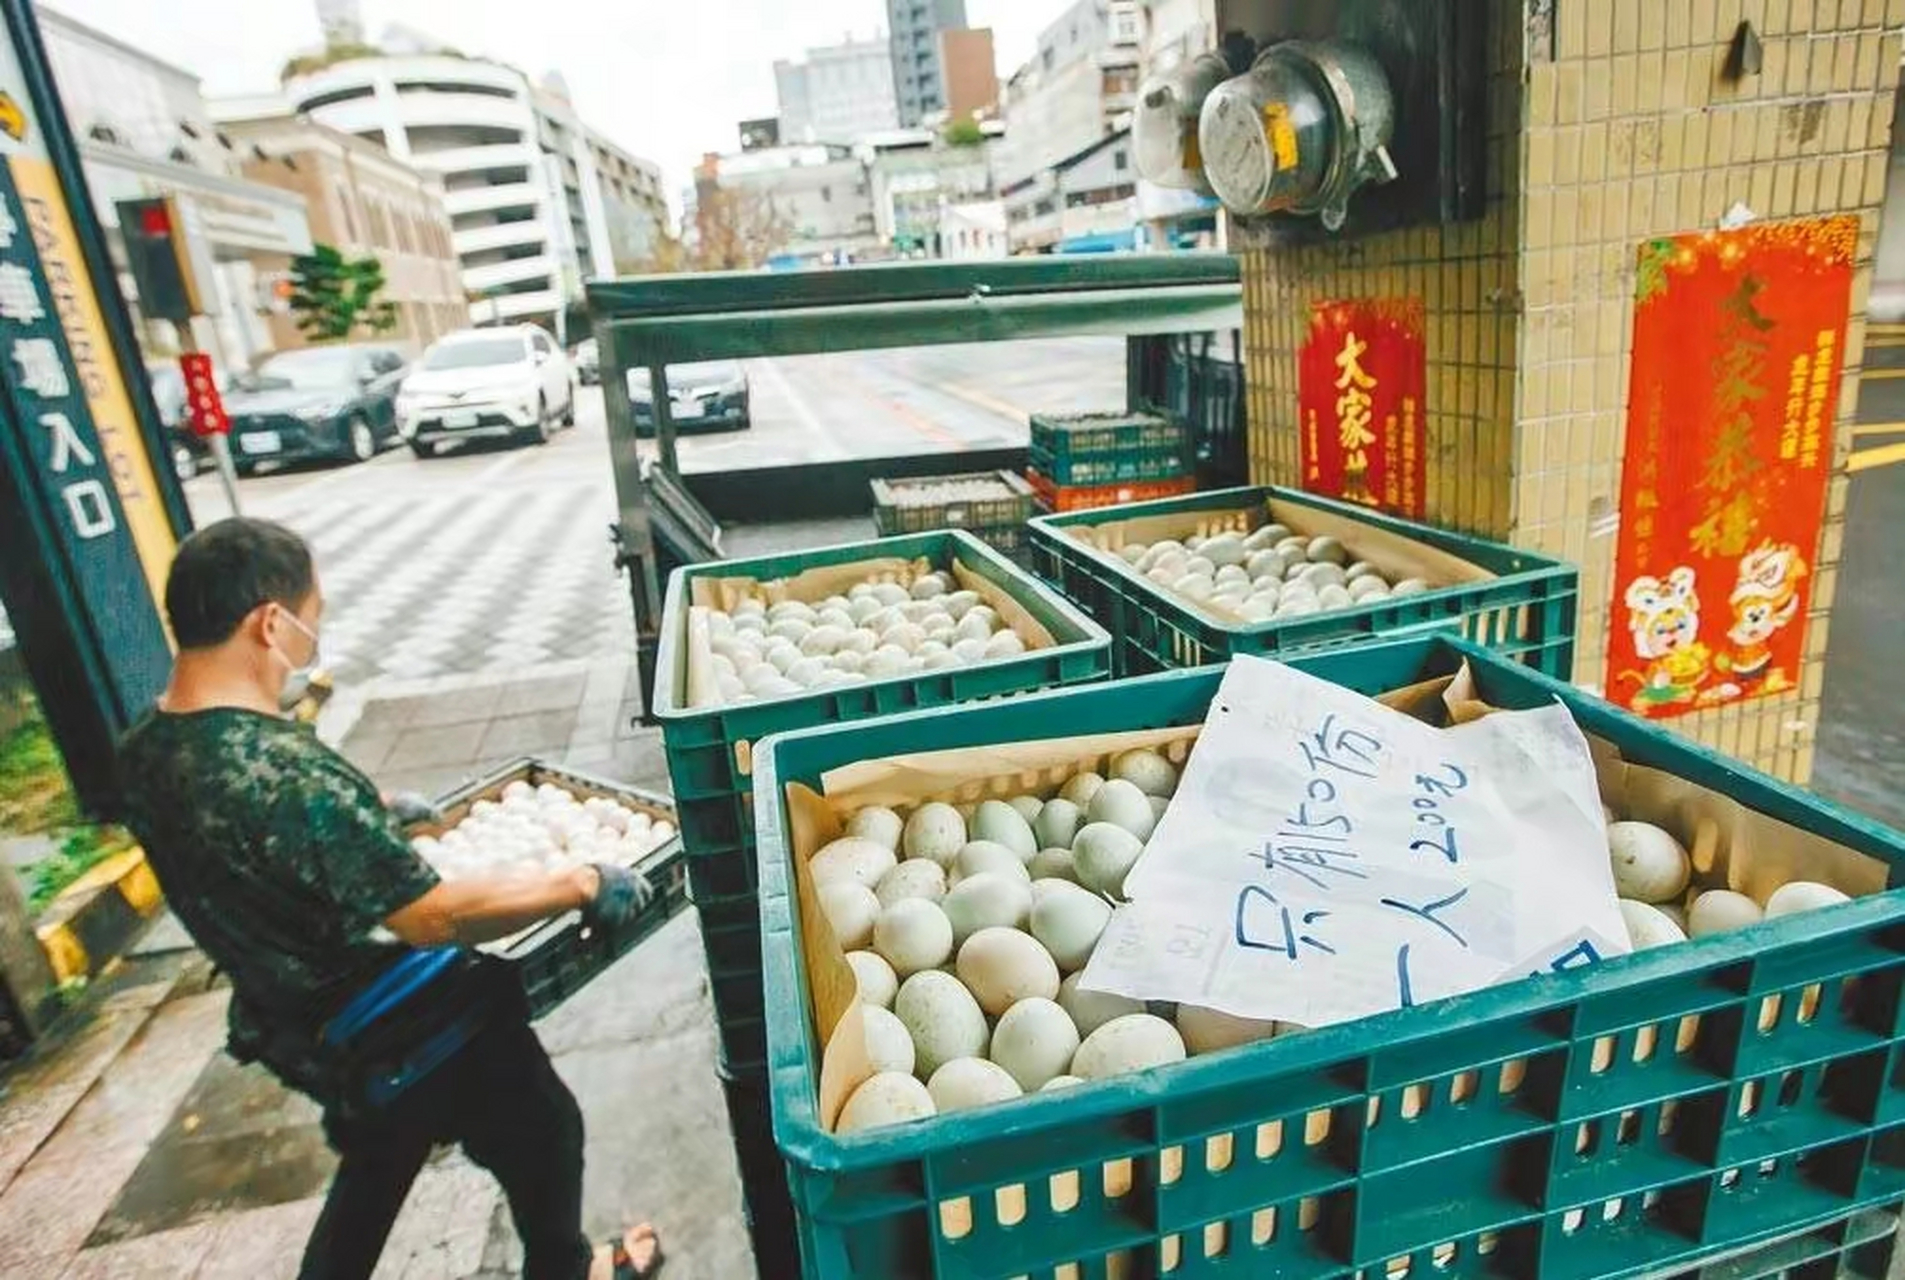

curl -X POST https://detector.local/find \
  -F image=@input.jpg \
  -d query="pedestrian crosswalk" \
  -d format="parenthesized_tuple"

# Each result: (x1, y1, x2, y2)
(254, 482, 635, 691)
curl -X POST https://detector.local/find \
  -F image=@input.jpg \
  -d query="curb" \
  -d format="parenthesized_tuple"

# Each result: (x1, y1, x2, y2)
(34, 847, 164, 985)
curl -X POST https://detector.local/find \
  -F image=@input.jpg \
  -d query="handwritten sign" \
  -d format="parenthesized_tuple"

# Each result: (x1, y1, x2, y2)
(1298, 298, 1427, 518)
(1608, 218, 1852, 719)
(1078, 656, 1629, 1028)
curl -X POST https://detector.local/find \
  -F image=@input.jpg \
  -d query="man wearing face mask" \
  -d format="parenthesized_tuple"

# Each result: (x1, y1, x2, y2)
(116, 518, 663, 1280)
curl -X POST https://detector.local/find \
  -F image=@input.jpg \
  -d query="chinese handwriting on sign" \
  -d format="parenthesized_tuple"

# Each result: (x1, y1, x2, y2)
(1610, 217, 1853, 721)
(1334, 331, 1378, 504)
(1233, 712, 1477, 1009)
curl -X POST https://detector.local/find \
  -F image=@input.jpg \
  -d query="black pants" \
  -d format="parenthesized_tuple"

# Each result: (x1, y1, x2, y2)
(297, 1014, 591, 1280)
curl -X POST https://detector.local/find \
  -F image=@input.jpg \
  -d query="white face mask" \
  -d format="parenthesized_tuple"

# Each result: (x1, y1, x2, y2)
(271, 609, 322, 712)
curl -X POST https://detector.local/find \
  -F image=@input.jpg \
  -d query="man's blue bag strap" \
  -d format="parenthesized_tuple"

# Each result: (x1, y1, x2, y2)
(322, 946, 468, 1048)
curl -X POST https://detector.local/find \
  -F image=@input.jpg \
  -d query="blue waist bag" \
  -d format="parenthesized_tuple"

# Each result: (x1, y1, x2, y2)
(320, 947, 520, 1113)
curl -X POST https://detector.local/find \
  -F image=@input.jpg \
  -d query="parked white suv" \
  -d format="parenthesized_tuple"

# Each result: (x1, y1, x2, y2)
(396, 325, 575, 456)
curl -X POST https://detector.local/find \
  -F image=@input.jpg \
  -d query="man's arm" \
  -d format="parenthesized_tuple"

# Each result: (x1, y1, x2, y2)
(384, 864, 603, 947)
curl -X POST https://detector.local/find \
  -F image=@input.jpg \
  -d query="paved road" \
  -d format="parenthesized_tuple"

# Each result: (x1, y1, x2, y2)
(1812, 328, 1905, 829)
(179, 339, 1125, 692)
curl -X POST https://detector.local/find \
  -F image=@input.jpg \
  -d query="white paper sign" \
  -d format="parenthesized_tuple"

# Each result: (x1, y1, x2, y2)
(1078, 656, 1630, 1028)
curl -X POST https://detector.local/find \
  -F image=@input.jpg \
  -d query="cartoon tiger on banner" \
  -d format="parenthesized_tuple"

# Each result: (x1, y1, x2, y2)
(1619, 567, 1710, 711)
(1710, 541, 1807, 699)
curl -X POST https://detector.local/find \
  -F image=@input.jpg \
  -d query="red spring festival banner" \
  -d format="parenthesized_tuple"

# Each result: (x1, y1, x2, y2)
(1609, 216, 1855, 720)
(1298, 298, 1427, 518)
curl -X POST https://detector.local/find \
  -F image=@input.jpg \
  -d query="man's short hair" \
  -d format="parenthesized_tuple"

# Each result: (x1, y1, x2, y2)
(165, 518, 315, 649)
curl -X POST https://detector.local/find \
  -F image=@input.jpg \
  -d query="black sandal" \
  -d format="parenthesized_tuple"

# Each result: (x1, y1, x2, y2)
(602, 1225, 664, 1279)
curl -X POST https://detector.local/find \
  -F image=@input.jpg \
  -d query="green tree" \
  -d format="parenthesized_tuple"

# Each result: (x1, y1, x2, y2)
(943, 117, 985, 147)
(287, 244, 397, 342)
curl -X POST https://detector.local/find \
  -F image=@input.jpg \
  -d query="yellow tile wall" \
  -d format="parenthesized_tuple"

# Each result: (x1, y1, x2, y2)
(1240, 0, 1900, 783)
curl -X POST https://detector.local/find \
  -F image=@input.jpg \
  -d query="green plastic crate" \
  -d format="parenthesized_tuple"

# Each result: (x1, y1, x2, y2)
(753, 636, 1905, 1280)
(656, 530, 1112, 1069)
(1027, 485, 1580, 680)
(1029, 410, 1190, 488)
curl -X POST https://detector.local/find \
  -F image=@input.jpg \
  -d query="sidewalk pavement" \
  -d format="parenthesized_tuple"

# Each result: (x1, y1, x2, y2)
(0, 658, 753, 1279)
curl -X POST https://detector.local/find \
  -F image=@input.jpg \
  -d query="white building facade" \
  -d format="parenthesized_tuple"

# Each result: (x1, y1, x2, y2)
(775, 36, 899, 145)
(274, 55, 666, 332)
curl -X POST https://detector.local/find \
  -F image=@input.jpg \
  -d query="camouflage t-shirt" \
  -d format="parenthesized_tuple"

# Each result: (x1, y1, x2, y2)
(116, 707, 440, 1072)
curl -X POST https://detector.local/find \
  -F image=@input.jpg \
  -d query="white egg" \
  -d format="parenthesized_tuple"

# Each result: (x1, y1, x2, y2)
(1058, 772, 1105, 809)
(1086, 780, 1158, 842)
(1607, 822, 1691, 903)
(984, 631, 1026, 659)
(1030, 879, 1113, 972)
(876, 858, 949, 905)
(837, 1072, 936, 1133)
(1072, 1013, 1187, 1079)
(895, 970, 990, 1076)
(501, 780, 533, 802)
(927, 1057, 1022, 1112)
(952, 840, 1031, 884)
(873, 897, 956, 976)
(1111, 749, 1178, 798)
(1118, 543, 1148, 564)
(815, 607, 855, 632)
(862, 1004, 918, 1076)
(988, 997, 1082, 1092)
(810, 837, 898, 890)
(1619, 899, 1688, 949)
(902, 803, 967, 865)
(768, 618, 812, 644)
(1027, 847, 1080, 883)
(800, 625, 851, 657)
(970, 800, 1037, 858)
(1176, 1005, 1280, 1055)
(847, 949, 900, 1008)
(1765, 881, 1852, 917)
(941, 590, 981, 619)
(950, 638, 987, 664)
(1688, 890, 1764, 937)
(819, 881, 882, 949)
(1391, 578, 1430, 597)
(940, 871, 1034, 945)
(911, 574, 948, 600)
(1318, 585, 1355, 611)
(846, 806, 904, 851)
(883, 622, 928, 654)
(1033, 799, 1082, 850)
(830, 650, 868, 675)
(954, 613, 995, 644)
(767, 600, 815, 623)
(957, 927, 1061, 1016)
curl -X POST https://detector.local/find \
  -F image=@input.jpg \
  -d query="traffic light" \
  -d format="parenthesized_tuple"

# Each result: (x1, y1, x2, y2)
(115, 196, 204, 323)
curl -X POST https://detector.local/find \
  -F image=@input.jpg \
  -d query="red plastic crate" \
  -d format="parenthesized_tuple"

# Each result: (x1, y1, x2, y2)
(1026, 468, 1197, 513)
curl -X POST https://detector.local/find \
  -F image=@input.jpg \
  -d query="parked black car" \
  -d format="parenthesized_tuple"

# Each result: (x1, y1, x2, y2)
(225, 344, 410, 474)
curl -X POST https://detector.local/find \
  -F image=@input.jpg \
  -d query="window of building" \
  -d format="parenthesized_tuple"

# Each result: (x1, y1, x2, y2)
(168, 145, 196, 167)
(88, 122, 127, 146)
(1114, 150, 1129, 171)
(302, 85, 375, 110)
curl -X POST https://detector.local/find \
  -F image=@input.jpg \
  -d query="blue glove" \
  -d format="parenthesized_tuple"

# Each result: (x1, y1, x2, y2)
(586, 863, 655, 930)
(386, 791, 443, 829)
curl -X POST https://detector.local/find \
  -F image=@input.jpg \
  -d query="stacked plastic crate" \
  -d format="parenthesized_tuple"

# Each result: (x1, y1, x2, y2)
(1026, 410, 1200, 513)
(650, 530, 1113, 1266)
(869, 471, 1038, 562)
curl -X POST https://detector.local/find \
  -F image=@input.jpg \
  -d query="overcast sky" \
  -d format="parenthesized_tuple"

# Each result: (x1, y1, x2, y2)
(41, 0, 1063, 208)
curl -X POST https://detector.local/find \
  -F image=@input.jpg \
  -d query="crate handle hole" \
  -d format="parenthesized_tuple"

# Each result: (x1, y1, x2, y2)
(1104, 1158, 1135, 1200)
(1737, 1079, 1763, 1119)
(1720, 1168, 1742, 1190)
(1499, 1057, 1528, 1095)
(1561, 1208, 1585, 1236)
(1056, 1265, 1082, 1280)
(1641, 1189, 1662, 1211)
(1386, 1256, 1411, 1279)
(1657, 1100, 1681, 1138)
(1366, 1096, 1382, 1130)
(1757, 994, 1784, 1034)
(1601, 1197, 1624, 1222)
(1256, 1120, 1285, 1160)
(1589, 1034, 1617, 1075)
(1777, 1069, 1805, 1108)
(1757, 1157, 1780, 1179)
(1252, 1207, 1278, 1246)
(1631, 1024, 1659, 1063)
(1204, 1222, 1229, 1258)
(1674, 1014, 1702, 1055)
(1839, 974, 1864, 1022)
(1160, 1235, 1181, 1273)
(1205, 1133, 1235, 1173)
(1476, 1231, 1500, 1256)
(939, 1197, 974, 1240)
(1304, 1108, 1332, 1146)
(1616, 1109, 1642, 1146)
(1400, 1084, 1429, 1120)
(1449, 1070, 1480, 1105)
(1796, 982, 1823, 1025)
(1298, 1196, 1322, 1232)
(1431, 1242, 1458, 1270)
(1574, 1120, 1601, 1158)
(1049, 1170, 1082, 1214)
(1160, 1145, 1184, 1186)
(995, 1184, 1027, 1227)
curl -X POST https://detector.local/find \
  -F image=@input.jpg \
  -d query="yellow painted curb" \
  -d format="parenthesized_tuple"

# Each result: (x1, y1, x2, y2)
(32, 846, 165, 985)
(35, 921, 87, 985)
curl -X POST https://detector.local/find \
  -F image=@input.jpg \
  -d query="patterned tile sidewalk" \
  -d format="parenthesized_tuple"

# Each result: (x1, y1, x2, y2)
(0, 661, 751, 1279)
